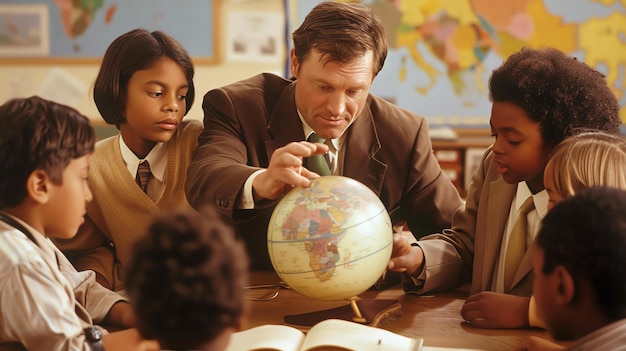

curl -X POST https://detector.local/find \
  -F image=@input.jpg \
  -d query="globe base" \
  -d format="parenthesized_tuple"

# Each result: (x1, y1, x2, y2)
(348, 297, 367, 323)
(284, 298, 403, 328)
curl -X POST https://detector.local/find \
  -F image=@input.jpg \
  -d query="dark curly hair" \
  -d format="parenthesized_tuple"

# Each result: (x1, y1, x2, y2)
(490, 47, 621, 147)
(0, 96, 95, 209)
(537, 186, 626, 322)
(125, 206, 248, 350)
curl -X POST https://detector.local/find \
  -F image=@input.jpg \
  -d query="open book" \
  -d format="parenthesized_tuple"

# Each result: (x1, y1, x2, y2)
(225, 318, 423, 351)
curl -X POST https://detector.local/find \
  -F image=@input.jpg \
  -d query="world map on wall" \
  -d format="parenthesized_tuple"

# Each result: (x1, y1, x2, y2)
(297, 0, 626, 128)
(15, 0, 215, 59)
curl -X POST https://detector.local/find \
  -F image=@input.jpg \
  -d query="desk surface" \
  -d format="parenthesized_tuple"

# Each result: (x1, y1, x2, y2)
(245, 271, 552, 351)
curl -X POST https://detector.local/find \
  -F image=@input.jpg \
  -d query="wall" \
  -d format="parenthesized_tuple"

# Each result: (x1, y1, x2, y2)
(0, 0, 286, 123)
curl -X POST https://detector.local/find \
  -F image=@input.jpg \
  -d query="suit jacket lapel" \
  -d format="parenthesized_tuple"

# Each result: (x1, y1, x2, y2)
(481, 178, 515, 291)
(342, 103, 386, 195)
(265, 82, 304, 158)
(514, 247, 534, 287)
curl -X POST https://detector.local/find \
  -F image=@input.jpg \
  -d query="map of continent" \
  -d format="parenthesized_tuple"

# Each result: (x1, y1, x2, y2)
(298, 0, 626, 126)
(54, 0, 110, 39)
(279, 183, 355, 281)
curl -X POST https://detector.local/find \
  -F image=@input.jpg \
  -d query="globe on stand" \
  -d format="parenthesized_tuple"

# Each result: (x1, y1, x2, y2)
(267, 176, 395, 325)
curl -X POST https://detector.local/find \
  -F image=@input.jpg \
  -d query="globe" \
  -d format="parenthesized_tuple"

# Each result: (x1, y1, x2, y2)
(267, 176, 393, 301)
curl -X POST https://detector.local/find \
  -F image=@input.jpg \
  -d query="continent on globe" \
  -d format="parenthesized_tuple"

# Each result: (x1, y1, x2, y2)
(268, 176, 393, 301)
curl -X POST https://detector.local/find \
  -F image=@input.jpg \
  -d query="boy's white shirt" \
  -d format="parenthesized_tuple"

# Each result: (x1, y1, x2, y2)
(0, 213, 125, 350)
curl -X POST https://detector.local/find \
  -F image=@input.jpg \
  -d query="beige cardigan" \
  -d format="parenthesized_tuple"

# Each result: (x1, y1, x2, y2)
(55, 119, 202, 290)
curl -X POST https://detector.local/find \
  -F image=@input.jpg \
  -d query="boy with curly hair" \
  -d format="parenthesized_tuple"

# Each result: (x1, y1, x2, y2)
(388, 47, 621, 329)
(125, 206, 248, 351)
(0, 96, 157, 350)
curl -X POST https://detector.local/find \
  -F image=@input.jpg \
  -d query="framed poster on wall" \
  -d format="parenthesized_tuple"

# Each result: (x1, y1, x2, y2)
(0, 5, 49, 57)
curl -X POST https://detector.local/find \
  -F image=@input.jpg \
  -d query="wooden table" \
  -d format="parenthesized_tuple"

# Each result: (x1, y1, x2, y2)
(244, 271, 553, 351)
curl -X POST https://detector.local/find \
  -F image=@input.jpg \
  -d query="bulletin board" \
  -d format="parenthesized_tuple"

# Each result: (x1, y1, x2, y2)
(0, 0, 221, 64)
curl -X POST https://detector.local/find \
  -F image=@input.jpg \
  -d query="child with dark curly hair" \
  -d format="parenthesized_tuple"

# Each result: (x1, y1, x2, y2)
(125, 206, 248, 351)
(388, 47, 622, 329)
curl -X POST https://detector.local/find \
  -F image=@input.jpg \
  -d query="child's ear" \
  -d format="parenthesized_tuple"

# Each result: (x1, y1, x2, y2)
(26, 170, 50, 205)
(553, 265, 575, 305)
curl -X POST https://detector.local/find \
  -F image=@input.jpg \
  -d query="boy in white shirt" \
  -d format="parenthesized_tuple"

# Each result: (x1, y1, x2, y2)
(0, 96, 157, 351)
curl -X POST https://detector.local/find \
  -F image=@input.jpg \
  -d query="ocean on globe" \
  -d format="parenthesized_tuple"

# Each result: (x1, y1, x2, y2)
(267, 176, 393, 301)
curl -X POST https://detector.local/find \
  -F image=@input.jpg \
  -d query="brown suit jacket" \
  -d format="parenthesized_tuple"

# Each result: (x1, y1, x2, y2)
(186, 73, 464, 270)
(415, 146, 535, 296)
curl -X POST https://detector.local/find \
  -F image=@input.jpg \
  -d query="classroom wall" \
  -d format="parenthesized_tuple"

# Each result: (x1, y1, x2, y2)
(0, 0, 287, 123)
(3, 1, 624, 128)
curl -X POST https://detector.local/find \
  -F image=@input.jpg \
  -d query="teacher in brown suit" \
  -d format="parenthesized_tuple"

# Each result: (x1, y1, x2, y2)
(186, 1, 464, 270)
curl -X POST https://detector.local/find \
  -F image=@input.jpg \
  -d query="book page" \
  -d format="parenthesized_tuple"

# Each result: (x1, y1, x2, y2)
(225, 324, 306, 351)
(301, 319, 421, 351)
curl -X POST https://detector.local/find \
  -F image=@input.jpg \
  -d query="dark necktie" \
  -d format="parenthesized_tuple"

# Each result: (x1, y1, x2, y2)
(136, 161, 152, 193)
(306, 133, 331, 176)
(504, 196, 535, 290)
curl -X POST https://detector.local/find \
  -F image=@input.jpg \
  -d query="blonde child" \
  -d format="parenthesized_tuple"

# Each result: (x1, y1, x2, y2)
(55, 29, 203, 290)
(543, 131, 626, 209)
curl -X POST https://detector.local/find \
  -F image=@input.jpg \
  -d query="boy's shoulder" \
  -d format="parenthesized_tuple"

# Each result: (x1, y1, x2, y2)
(0, 221, 49, 275)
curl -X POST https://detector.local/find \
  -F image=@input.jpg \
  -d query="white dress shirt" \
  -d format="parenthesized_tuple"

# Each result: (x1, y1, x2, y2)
(119, 135, 168, 201)
(0, 213, 125, 350)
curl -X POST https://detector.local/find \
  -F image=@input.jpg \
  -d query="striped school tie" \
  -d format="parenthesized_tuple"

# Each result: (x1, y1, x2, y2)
(136, 161, 152, 193)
